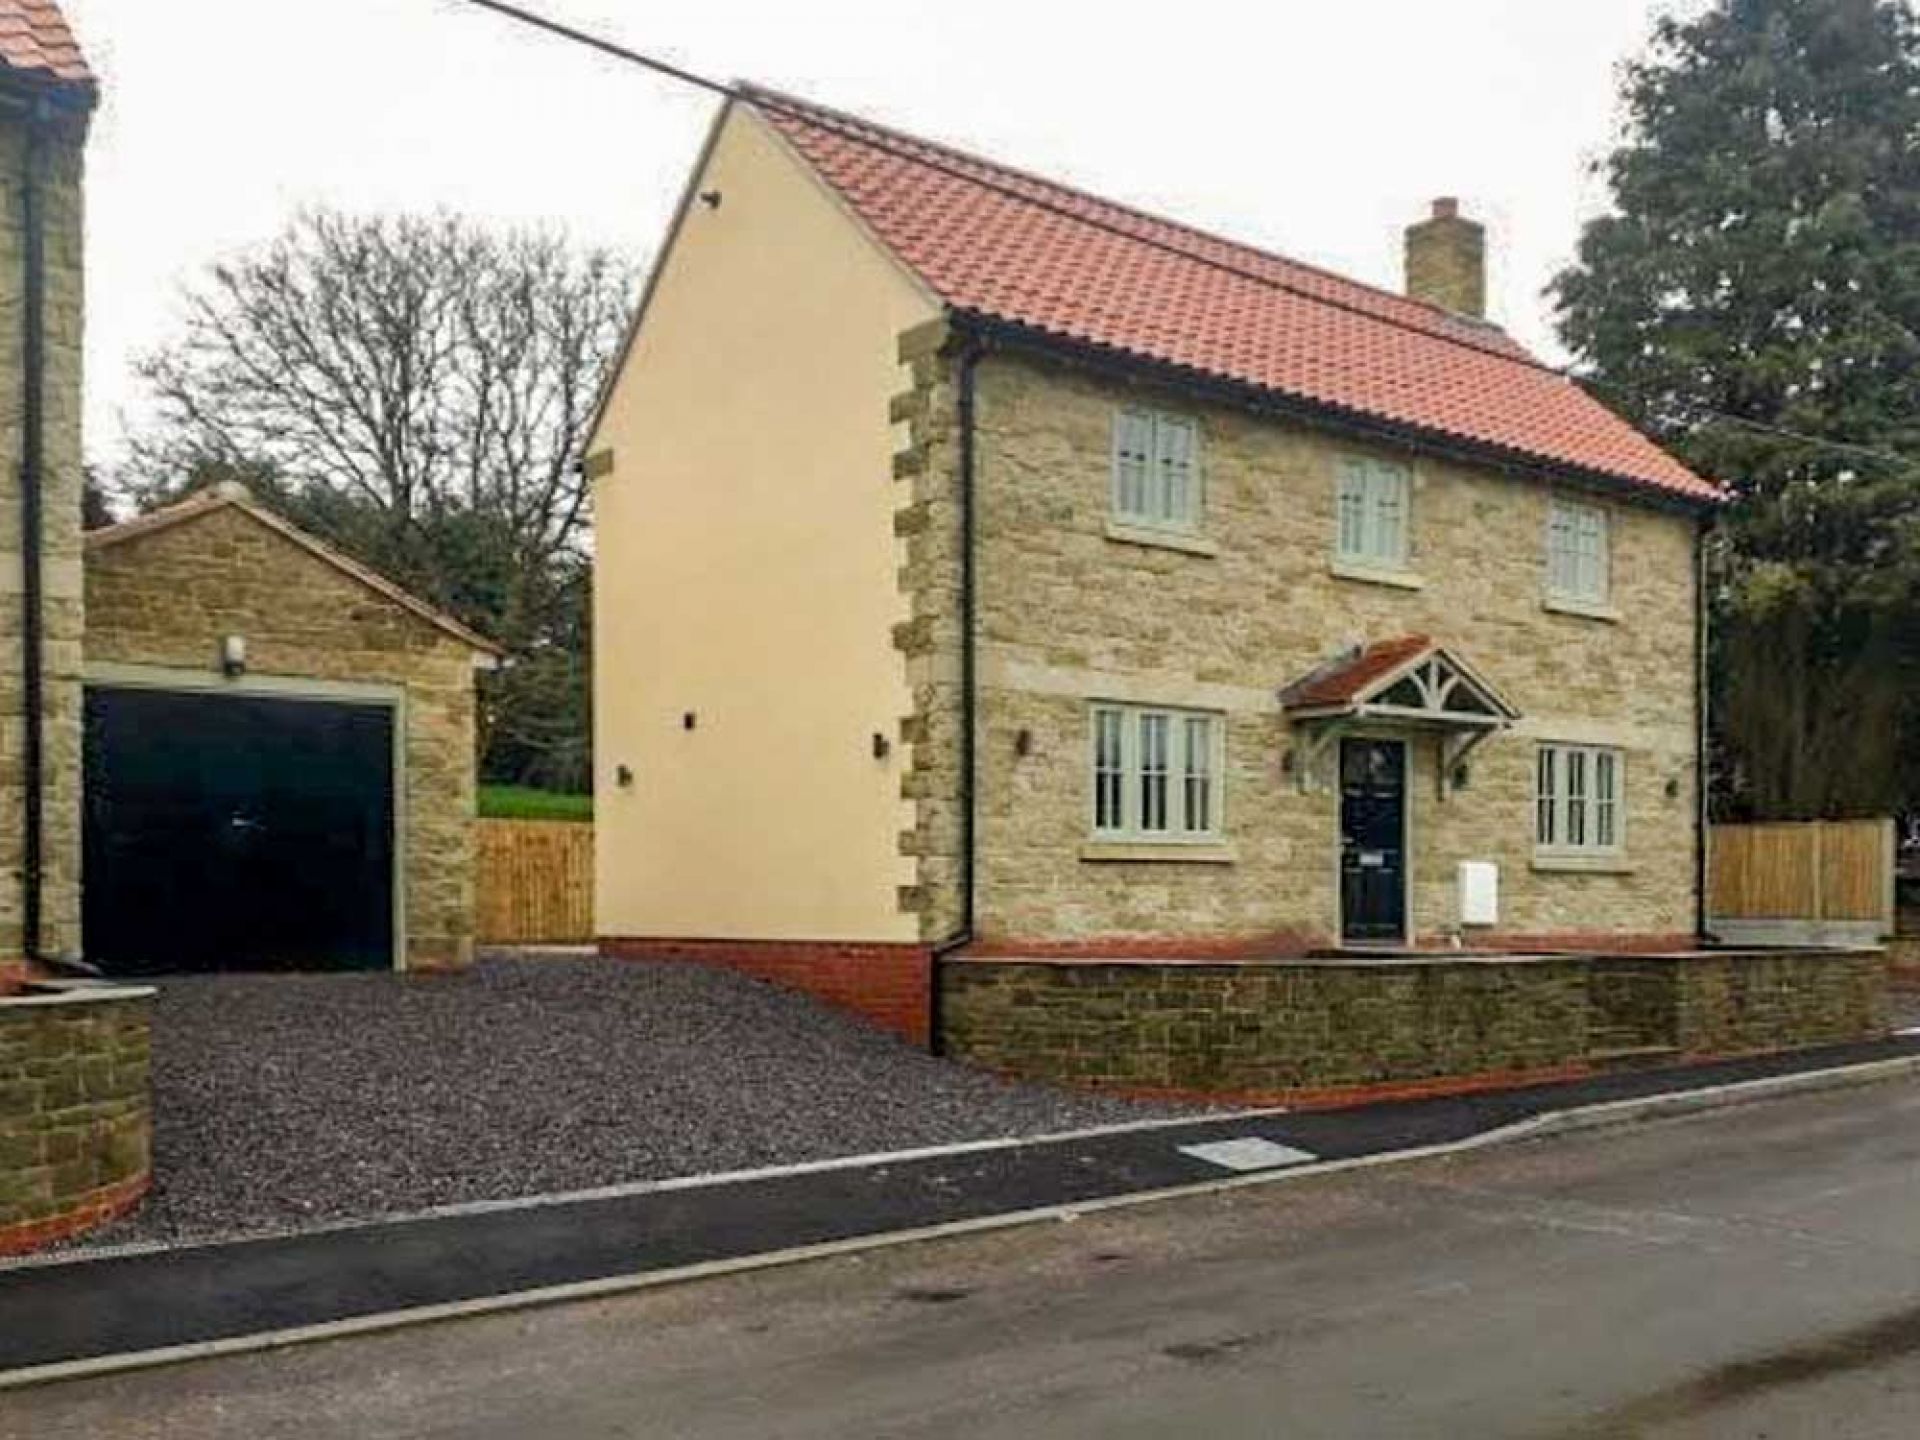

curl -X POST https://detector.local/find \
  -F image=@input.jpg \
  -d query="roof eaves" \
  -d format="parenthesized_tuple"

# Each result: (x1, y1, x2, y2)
(950, 311, 1725, 511)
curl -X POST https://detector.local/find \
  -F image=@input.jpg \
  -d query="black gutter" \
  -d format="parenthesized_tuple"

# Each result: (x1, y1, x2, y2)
(928, 341, 983, 1055)
(952, 311, 1724, 519)
(1695, 517, 1712, 942)
(19, 96, 49, 965)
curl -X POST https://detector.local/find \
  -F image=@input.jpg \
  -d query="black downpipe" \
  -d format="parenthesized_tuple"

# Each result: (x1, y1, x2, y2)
(1694, 517, 1711, 944)
(928, 343, 982, 1054)
(19, 99, 48, 966)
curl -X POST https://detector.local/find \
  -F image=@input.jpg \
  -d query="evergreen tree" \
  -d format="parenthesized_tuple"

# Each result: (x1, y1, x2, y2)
(1554, 0, 1920, 818)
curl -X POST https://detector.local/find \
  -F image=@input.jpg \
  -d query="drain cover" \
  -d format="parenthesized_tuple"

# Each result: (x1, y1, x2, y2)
(1177, 1137, 1319, 1172)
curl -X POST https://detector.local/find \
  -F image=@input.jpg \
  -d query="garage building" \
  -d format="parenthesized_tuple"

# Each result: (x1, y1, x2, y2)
(82, 483, 501, 975)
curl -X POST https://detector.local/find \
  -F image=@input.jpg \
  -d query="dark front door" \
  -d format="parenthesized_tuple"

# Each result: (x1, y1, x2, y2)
(1340, 738, 1406, 944)
(83, 687, 395, 976)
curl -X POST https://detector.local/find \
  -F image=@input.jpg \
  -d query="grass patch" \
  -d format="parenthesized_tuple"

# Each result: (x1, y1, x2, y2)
(480, 785, 594, 822)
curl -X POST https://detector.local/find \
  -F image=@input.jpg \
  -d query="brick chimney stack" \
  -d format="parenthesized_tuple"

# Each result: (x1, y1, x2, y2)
(1404, 197, 1485, 319)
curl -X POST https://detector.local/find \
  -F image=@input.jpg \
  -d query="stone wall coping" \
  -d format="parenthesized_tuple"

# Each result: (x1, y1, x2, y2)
(948, 945, 1884, 971)
(1, 981, 158, 1011)
(1618, 946, 1886, 961)
(948, 952, 1577, 971)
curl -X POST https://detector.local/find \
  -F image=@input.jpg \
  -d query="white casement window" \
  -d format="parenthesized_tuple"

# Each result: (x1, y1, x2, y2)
(1089, 704, 1222, 840)
(1535, 743, 1623, 853)
(1546, 499, 1610, 605)
(1112, 408, 1201, 532)
(1335, 457, 1412, 569)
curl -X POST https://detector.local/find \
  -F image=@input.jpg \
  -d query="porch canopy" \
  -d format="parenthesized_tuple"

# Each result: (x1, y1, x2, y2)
(1279, 634, 1520, 795)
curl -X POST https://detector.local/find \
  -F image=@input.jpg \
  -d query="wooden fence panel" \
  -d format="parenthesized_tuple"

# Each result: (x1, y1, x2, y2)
(1709, 818, 1894, 927)
(475, 819, 594, 944)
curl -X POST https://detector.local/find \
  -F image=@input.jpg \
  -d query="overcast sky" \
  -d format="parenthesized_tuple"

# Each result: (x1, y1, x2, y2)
(61, 0, 1694, 471)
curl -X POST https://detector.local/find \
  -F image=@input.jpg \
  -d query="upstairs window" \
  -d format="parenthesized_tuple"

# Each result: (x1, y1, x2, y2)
(1335, 457, 1411, 569)
(1535, 743, 1622, 853)
(1091, 704, 1221, 840)
(1112, 408, 1200, 532)
(1546, 499, 1610, 605)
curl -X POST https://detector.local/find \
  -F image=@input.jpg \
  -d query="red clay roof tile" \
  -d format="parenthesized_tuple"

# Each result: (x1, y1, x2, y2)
(0, 0, 92, 90)
(747, 88, 1716, 505)
(1283, 635, 1436, 710)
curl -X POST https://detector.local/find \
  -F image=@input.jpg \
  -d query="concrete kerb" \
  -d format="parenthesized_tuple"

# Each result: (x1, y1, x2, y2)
(4, 1052, 1916, 1392)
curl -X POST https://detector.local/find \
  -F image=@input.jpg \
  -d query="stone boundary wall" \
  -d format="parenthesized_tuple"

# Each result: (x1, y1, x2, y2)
(942, 949, 1888, 1104)
(601, 938, 932, 1045)
(0, 984, 153, 1255)
(1668, 949, 1886, 1055)
(941, 956, 1593, 1102)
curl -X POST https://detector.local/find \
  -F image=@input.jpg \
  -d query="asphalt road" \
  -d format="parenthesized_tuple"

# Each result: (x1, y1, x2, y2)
(9, 1078, 1920, 1439)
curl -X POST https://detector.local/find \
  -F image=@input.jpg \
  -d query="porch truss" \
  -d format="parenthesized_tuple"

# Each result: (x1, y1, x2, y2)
(1280, 636, 1520, 799)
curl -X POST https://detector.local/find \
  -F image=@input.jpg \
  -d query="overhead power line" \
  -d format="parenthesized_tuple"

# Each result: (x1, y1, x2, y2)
(459, 0, 1915, 475)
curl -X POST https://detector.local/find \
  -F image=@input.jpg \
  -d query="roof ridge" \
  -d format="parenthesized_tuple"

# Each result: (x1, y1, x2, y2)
(732, 81, 1715, 503)
(736, 81, 1524, 360)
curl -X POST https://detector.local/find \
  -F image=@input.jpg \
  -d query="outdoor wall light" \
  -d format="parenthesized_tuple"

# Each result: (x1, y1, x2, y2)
(1014, 728, 1033, 758)
(1665, 775, 1682, 799)
(1452, 763, 1472, 790)
(872, 732, 892, 760)
(616, 764, 634, 789)
(683, 712, 697, 731)
(698, 189, 723, 210)
(220, 634, 247, 678)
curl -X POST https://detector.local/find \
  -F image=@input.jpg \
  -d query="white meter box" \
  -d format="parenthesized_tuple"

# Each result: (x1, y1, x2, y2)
(1458, 861, 1499, 927)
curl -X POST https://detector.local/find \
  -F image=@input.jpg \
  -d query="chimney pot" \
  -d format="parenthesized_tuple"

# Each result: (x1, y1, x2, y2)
(1404, 198, 1485, 318)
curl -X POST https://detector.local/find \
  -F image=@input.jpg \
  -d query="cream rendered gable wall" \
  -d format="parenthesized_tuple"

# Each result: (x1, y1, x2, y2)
(590, 103, 939, 942)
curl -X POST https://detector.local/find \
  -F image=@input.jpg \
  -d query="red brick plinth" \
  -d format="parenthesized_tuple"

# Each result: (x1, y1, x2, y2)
(601, 938, 932, 1046)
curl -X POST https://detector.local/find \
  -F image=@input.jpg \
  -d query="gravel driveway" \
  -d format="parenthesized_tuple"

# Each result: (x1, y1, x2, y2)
(70, 956, 1193, 1251)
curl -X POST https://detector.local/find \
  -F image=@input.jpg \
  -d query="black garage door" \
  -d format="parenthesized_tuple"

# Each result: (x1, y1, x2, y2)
(83, 687, 396, 975)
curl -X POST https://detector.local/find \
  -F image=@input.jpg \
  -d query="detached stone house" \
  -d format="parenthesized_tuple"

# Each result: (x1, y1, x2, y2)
(590, 91, 1884, 1087)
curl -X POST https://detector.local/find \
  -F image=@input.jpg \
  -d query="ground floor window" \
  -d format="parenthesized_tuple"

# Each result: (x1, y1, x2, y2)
(1091, 704, 1222, 839)
(1535, 742, 1622, 853)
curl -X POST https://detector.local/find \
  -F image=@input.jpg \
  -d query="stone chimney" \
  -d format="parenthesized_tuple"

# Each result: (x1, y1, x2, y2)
(1404, 197, 1485, 318)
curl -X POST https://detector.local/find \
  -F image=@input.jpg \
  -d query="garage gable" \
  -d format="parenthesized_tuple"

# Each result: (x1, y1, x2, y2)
(85, 483, 502, 666)
(83, 483, 494, 974)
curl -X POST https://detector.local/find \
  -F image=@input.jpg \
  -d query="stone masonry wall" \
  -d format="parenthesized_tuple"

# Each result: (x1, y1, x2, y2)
(84, 505, 482, 970)
(0, 106, 88, 968)
(942, 956, 1592, 1099)
(1671, 949, 1887, 1057)
(918, 349, 1703, 949)
(0, 987, 152, 1254)
(941, 949, 1886, 1101)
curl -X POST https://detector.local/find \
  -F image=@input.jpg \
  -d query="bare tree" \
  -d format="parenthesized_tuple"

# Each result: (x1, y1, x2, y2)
(125, 211, 636, 788)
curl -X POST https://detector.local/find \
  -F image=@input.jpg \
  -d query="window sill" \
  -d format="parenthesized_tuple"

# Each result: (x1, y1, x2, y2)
(1081, 840, 1237, 865)
(1105, 521, 1219, 557)
(1329, 557, 1425, 590)
(1531, 852, 1635, 875)
(1543, 594, 1620, 623)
